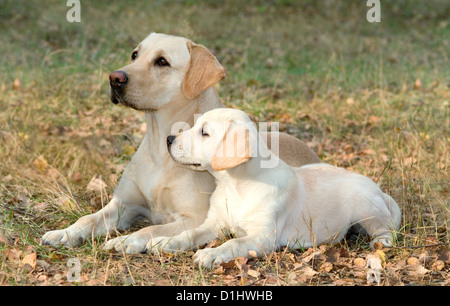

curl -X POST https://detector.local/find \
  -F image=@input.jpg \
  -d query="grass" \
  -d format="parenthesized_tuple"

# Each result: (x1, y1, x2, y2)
(0, 0, 448, 286)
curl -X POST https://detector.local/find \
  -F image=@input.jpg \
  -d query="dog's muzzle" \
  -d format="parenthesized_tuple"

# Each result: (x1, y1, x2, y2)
(109, 70, 128, 104)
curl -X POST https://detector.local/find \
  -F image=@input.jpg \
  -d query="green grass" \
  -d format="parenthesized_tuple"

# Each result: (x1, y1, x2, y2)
(0, 0, 448, 286)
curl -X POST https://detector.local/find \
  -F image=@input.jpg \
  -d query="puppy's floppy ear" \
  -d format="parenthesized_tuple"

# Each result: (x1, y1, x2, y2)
(211, 121, 252, 171)
(183, 42, 225, 100)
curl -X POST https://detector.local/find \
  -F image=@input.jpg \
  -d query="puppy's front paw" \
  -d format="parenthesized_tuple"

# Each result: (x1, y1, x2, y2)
(146, 235, 189, 255)
(370, 235, 395, 249)
(41, 228, 85, 248)
(193, 247, 234, 269)
(103, 234, 148, 254)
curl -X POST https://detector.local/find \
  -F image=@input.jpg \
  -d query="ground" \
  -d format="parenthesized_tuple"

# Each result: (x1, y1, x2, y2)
(0, 0, 448, 286)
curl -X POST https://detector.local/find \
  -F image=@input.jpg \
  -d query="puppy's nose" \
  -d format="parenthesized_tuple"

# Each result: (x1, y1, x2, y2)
(167, 135, 176, 148)
(109, 70, 128, 87)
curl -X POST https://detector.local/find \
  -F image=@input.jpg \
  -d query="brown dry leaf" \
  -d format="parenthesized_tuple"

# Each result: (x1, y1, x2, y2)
(425, 236, 441, 245)
(368, 116, 381, 126)
(333, 278, 355, 286)
(353, 258, 367, 268)
(86, 175, 107, 192)
(319, 262, 333, 273)
(220, 257, 248, 270)
(431, 260, 445, 271)
(13, 78, 21, 90)
(33, 155, 48, 172)
(36, 274, 49, 286)
(47, 168, 59, 180)
(414, 78, 422, 90)
(296, 265, 317, 283)
(407, 257, 420, 266)
(214, 265, 225, 275)
(71, 172, 83, 183)
(6, 248, 22, 263)
(247, 269, 260, 278)
(406, 264, 429, 279)
(301, 248, 323, 263)
(21, 252, 37, 270)
(122, 144, 137, 156)
(2, 174, 13, 183)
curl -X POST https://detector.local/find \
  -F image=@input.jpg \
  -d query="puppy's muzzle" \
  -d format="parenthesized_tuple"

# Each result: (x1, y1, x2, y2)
(109, 70, 128, 104)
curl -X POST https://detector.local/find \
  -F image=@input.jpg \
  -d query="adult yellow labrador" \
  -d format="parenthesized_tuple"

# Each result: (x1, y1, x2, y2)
(41, 33, 320, 253)
(151, 108, 401, 268)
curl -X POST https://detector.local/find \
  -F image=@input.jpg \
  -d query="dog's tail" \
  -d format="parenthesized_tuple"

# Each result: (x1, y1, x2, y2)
(382, 193, 402, 231)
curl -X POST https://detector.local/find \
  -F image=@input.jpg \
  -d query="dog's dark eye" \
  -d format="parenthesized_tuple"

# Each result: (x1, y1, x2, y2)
(201, 128, 209, 137)
(155, 57, 170, 67)
(131, 51, 138, 61)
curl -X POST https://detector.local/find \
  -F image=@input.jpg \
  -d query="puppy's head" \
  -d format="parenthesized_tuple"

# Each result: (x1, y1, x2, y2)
(109, 33, 225, 111)
(167, 109, 256, 172)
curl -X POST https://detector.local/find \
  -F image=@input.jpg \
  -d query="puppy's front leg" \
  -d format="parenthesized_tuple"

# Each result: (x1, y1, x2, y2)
(147, 217, 219, 254)
(193, 233, 276, 269)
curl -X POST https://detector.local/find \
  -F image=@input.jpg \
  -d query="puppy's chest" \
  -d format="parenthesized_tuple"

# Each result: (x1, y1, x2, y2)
(215, 194, 254, 237)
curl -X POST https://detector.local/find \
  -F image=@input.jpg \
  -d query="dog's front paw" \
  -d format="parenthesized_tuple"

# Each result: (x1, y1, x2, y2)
(41, 228, 85, 248)
(193, 247, 234, 269)
(103, 234, 148, 254)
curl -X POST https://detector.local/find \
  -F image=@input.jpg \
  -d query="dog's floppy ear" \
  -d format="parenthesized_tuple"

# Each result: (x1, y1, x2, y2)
(211, 121, 252, 171)
(183, 42, 225, 100)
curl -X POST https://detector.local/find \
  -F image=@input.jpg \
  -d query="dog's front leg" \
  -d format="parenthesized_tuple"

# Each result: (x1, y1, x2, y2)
(41, 196, 148, 248)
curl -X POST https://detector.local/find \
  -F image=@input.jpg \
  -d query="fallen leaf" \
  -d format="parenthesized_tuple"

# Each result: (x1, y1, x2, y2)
(301, 248, 322, 263)
(0, 236, 7, 245)
(333, 278, 355, 286)
(414, 78, 422, 90)
(431, 260, 445, 271)
(2, 174, 13, 183)
(71, 172, 83, 183)
(22, 252, 37, 270)
(296, 265, 317, 283)
(353, 258, 367, 268)
(122, 144, 137, 156)
(33, 155, 48, 172)
(407, 257, 420, 266)
(319, 262, 333, 273)
(406, 264, 429, 279)
(247, 269, 260, 278)
(47, 168, 59, 179)
(86, 175, 107, 192)
(214, 265, 225, 275)
(6, 248, 22, 263)
(36, 259, 51, 270)
(13, 78, 21, 90)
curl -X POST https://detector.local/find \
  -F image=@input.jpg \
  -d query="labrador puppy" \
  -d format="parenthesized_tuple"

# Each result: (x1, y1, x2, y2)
(41, 33, 320, 253)
(150, 108, 401, 269)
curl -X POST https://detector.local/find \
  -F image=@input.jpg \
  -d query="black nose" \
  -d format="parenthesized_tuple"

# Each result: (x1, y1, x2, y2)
(167, 135, 176, 148)
(109, 70, 128, 87)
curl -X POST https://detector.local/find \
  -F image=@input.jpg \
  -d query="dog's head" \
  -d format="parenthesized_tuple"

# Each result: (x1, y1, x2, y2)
(167, 108, 256, 172)
(109, 33, 225, 111)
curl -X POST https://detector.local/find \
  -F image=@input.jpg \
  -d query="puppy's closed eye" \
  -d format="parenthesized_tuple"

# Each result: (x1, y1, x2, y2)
(201, 128, 209, 137)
